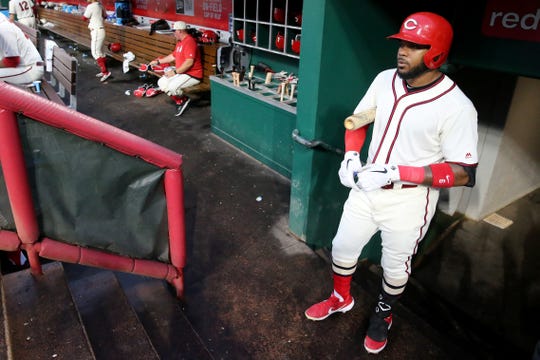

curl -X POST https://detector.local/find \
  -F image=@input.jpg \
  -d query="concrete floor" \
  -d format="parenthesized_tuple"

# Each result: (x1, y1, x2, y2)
(53, 36, 539, 359)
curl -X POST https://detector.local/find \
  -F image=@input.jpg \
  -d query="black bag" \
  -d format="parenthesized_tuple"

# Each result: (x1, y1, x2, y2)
(149, 19, 170, 35)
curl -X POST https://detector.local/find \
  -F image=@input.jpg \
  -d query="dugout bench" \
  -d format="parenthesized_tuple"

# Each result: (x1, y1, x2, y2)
(37, 7, 219, 95)
(16, 21, 78, 108)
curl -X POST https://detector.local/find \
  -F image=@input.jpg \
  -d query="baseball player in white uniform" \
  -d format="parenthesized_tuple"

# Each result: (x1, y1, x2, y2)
(304, 12, 478, 354)
(83, 0, 111, 82)
(8, 0, 37, 29)
(0, 12, 43, 85)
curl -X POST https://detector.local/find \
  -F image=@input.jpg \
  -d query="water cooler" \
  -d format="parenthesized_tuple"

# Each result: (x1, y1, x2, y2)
(114, 0, 131, 25)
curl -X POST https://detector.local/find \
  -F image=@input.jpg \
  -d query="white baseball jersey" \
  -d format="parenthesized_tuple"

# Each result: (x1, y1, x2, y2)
(354, 69, 478, 168)
(331, 69, 479, 287)
(83, 2, 107, 59)
(9, 0, 35, 21)
(83, 2, 106, 30)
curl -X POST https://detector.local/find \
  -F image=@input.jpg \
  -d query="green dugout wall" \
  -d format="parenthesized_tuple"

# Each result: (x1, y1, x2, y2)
(289, 0, 397, 249)
(212, 0, 540, 251)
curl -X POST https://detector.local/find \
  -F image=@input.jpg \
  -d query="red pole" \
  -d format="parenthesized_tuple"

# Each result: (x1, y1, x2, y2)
(164, 168, 185, 298)
(0, 109, 42, 275)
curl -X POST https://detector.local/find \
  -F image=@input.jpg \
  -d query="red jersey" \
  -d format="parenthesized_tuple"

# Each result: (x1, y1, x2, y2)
(173, 35, 203, 80)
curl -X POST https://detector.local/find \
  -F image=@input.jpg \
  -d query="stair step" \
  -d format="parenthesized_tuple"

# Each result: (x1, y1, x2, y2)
(67, 268, 159, 360)
(116, 272, 213, 359)
(1, 262, 95, 360)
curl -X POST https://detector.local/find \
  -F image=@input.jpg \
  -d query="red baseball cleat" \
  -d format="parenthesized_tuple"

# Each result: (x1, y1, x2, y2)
(145, 86, 162, 97)
(305, 291, 354, 321)
(364, 314, 392, 354)
(175, 96, 191, 116)
(134, 84, 151, 97)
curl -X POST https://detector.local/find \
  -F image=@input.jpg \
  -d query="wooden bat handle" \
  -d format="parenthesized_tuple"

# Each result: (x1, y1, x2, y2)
(344, 108, 376, 130)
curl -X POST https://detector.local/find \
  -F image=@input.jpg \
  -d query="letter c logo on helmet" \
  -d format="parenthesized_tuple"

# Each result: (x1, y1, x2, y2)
(403, 19, 418, 31)
(387, 12, 453, 69)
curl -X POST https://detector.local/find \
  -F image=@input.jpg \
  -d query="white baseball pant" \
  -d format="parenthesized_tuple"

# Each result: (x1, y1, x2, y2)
(331, 186, 439, 288)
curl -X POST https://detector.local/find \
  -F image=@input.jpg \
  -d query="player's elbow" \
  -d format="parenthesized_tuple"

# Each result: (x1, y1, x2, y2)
(184, 59, 194, 68)
(460, 165, 477, 187)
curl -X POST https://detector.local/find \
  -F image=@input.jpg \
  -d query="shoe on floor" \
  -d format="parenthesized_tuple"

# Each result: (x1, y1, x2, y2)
(95, 72, 104, 78)
(100, 72, 111, 82)
(175, 97, 191, 116)
(304, 291, 354, 321)
(364, 314, 392, 354)
(134, 83, 150, 97)
(145, 86, 162, 97)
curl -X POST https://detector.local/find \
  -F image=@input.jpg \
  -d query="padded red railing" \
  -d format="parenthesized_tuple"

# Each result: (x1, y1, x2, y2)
(0, 82, 186, 297)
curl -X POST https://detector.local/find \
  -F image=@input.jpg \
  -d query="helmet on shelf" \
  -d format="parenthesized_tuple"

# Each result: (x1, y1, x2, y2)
(200, 30, 218, 43)
(387, 12, 453, 69)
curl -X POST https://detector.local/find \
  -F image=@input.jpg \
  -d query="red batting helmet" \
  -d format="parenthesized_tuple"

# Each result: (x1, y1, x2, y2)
(200, 30, 218, 44)
(108, 42, 122, 53)
(387, 12, 453, 69)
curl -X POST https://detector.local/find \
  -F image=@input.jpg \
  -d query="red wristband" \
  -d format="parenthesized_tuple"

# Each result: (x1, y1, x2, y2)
(344, 127, 367, 152)
(397, 165, 425, 184)
(429, 163, 455, 188)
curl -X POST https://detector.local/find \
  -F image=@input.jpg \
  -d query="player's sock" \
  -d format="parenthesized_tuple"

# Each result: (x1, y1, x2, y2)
(97, 57, 108, 74)
(170, 95, 183, 105)
(333, 272, 352, 300)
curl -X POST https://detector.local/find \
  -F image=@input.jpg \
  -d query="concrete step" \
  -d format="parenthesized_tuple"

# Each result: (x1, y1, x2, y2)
(1, 262, 95, 360)
(116, 272, 213, 359)
(66, 267, 159, 360)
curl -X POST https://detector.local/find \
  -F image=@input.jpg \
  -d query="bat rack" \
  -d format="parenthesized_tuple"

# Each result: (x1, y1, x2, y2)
(211, 72, 298, 113)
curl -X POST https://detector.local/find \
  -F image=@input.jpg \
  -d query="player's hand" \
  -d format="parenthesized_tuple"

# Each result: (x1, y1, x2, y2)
(164, 66, 176, 77)
(338, 151, 362, 191)
(356, 163, 400, 191)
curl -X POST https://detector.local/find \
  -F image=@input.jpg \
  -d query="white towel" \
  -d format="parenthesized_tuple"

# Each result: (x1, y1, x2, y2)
(44, 39, 58, 72)
(122, 51, 135, 73)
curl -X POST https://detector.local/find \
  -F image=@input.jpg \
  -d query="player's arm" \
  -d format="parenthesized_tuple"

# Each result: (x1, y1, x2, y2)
(150, 53, 174, 66)
(339, 121, 368, 191)
(8, 1, 16, 22)
(345, 127, 367, 153)
(174, 58, 194, 74)
(396, 163, 476, 187)
(344, 107, 376, 152)
(32, 0, 38, 18)
(339, 107, 375, 190)
(82, 5, 91, 21)
(356, 162, 477, 191)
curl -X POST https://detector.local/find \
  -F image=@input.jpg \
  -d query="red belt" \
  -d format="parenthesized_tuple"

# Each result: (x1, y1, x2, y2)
(382, 183, 418, 190)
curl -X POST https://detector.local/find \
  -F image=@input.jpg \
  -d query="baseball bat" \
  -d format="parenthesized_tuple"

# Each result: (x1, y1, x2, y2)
(344, 108, 376, 130)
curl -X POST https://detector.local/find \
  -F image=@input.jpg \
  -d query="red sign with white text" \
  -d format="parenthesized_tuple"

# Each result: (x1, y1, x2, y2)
(68, 0, 231, 30)
(131, 0, 231, 30)
(482, 0, 540, 42)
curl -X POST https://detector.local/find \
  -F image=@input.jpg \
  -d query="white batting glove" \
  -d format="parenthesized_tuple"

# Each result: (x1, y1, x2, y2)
(338, 151, 362, 191)
(356, 164, 400, 191)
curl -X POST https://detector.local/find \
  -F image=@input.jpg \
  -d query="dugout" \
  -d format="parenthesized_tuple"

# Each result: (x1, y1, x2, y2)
(210, 0, 540, 253)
